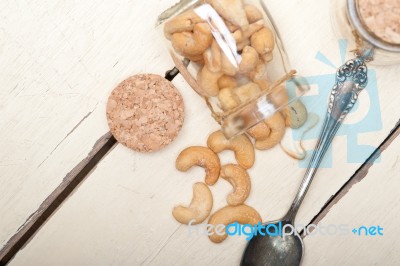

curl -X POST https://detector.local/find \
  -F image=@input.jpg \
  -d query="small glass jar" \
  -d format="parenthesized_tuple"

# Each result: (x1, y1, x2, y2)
(331, 0, 400, 65)
(157, 0, 308, 138)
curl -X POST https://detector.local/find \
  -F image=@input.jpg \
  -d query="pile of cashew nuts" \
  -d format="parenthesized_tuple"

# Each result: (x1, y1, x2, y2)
(164, 0, 275, 100)
(173, 131, 261, 243)
(164, 0, 308, 152)
(168, 0, 310, 243)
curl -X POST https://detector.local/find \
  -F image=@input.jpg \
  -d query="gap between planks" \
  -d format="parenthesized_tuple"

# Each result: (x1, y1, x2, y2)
(0, 67, 180, 266)
(303, 119, 400, 236)
(0, 68, 398, 264)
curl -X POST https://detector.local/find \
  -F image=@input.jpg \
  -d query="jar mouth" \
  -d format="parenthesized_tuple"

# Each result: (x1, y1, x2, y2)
(347, 0, 400, 53)
(221, 74, 309, 138)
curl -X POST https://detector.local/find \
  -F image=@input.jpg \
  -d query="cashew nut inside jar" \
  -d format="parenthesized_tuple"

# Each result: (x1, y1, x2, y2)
(157, 0, 309, 138)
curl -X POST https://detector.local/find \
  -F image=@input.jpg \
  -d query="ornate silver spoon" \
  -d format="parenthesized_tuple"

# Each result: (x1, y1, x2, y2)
(241, 48, 373, 266)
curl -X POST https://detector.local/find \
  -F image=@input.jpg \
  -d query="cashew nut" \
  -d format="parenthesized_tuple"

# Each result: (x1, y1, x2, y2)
(197, 66, 223, 97)
(237, 38, 251, 52)
(233, 30, 243, 43)
(268, 85, 288, 107)
(170, 52, 205, 96)
(208, 204, 262, 243)
(206, 0, 249, 29)
(280, 112, 319, 160)
(171, 23, 212, 56)
(235, 82, 261, 103)
(225, 19, 240, 32)
(218, 87, 240, 111)
(207, 130, 255, 169)
(204, 40, 222, 73)
(247, 121, 271, 140)
(176, 146, 221, 186)
(251, 27, 275, 55)
(248, 61, 270, 91)
(262, 51, 273, 62)
(172, 182, 213, 224)
(254, 79, 270, 91)
(245, 5, 263, 23)
(239, 46, 259, 73)
(183, 53, 204, 63)
(218, 75, 238, 89)
(233, 20, 264, 43)
(164, 10, 203, 39)
(254, 112, 286, 150)
(285, 100, 308, 129)
(249, 60, 268, 81)
(221, 164, 251, 206)
(221, 52, 239, 76)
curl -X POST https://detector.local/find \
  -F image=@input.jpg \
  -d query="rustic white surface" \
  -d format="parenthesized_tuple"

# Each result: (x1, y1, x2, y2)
(0, 0, 176, 249)
(2, 0, 400, 265)
(302, 136, 400, 266)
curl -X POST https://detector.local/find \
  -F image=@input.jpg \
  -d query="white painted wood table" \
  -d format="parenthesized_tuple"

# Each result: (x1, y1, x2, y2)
(0, 0, 399, 265)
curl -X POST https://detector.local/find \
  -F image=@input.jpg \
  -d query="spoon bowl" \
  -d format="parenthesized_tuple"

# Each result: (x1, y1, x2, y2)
(241, 220, 303, 266)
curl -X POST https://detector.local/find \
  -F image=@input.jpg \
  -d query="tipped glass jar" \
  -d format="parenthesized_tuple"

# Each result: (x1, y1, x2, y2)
(157, 0, 308, 138)
(331, 0, 400, 65)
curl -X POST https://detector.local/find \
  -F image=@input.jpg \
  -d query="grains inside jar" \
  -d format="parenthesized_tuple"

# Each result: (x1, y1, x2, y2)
(358, 0, 400, 45)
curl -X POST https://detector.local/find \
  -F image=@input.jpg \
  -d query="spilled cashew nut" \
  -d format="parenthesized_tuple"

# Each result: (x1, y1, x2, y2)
(171, 23, 212, 56)
(172, 182, 213, 224)
(247, 121, 271, 140)
(207, 130, 255, 169)
(176, 146, 221, 186)
(164, 10, 204, 39)
(245, 5, 263, 23)
(285, 100, 308, 129)
(208, 204, 262, 243)
(254, 112, 286, 150)
(218, 87, 240, 111)
(239, 46, 259, 73)
(221, 164, 251, 206)
(197, 66, 223, 97)
(251, 27, 275, 55)
(280, 112, 319, 160)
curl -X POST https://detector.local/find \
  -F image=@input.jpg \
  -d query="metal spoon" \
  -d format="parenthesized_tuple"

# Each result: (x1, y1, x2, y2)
(241, 49, 373, 266)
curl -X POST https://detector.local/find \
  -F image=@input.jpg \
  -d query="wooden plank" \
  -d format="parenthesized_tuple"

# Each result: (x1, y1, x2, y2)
(302, 129, 400, 265)
(307, 122, 399, 227)
(4, 0, 400, 265)
(0, 132, 116, 264)
(7, 83, 400, 265)
(0, 0, 175, 254)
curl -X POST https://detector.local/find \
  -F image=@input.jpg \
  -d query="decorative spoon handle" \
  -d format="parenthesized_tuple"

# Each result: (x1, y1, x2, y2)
(284, 50, 372, 222)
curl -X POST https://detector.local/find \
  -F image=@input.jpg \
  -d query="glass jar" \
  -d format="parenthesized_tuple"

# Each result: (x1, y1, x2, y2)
(157, 0, 308, 138)
(331, 0, 400, 65)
